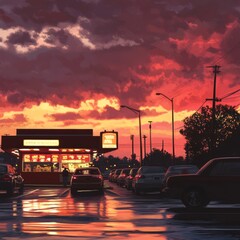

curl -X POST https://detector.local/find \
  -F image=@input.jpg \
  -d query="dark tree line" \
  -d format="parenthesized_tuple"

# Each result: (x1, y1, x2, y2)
(180, 104, 240, 167)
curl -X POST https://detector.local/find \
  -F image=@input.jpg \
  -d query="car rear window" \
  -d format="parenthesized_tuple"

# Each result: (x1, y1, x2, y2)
(142, 167, 165, 173)
(0, 165, 7, 174)
(75, 169, 100, 175)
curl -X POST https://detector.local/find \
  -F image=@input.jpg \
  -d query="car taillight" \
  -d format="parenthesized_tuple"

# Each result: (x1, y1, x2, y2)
(3, 174, 11, 181)
(135, 174, 145, 180)
(72, 176, 77, 181)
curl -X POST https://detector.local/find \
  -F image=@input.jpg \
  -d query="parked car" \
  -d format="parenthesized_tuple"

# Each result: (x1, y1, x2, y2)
(125, 168, 139, 190)
(70, 167, 104, 195)
(108, 170, 115, 182)
(111, 169, 122, 183)
(132, 166, 165, 194)
(0, 163, 24, 195)
(161, 164, 199, 190)
(117, 168, 131, 187)
(164, 157, 240, 208)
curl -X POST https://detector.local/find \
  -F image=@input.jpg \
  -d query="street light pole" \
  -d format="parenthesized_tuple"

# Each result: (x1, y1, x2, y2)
(120, 105, 143, 166)
(130, 134, 135, 160)
(148, 121, 152, 153)
(155, 93, 175, 162)
(143, 135, 147, 158)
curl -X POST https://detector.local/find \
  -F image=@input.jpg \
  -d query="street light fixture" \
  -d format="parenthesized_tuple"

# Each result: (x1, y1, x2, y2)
(155, 93, 175, 162)
(120, 105, 143, 166)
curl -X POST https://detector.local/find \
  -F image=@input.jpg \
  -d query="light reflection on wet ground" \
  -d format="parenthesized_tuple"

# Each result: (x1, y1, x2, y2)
(0, 188, 240, 239)
(0, 189, 175, 239)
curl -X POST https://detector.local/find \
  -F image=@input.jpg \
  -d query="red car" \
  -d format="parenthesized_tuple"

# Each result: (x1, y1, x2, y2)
(164, 157, 240, 208)
(70, 167, 104, 195)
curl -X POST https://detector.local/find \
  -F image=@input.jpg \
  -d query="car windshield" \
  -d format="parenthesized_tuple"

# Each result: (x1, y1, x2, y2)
(75, 169, 100, 175)
(0, 165, 7, 174)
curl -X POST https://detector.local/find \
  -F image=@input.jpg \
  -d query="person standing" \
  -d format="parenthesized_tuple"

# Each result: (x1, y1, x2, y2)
(62, 168, 69, 187)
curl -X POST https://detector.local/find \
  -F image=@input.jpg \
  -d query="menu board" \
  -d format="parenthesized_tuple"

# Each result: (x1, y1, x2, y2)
(23, 154, 90, 163)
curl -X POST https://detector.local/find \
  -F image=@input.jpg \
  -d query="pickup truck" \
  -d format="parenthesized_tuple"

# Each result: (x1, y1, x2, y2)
(163, 157, 240, 208)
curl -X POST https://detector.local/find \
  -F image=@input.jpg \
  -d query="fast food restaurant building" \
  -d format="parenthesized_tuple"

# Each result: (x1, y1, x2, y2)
(1, 129, 118, 184)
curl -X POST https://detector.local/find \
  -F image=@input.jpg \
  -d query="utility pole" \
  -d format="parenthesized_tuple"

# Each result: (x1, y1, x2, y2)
(206, 65, 221, 152)
(130, 135, 135, 160)
(121, 105, 143, 165)
(143, 135, 147, 158)
(148, 121, 152, 153)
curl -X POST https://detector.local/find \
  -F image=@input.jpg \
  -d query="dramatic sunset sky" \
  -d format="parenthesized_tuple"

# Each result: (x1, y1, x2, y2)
(0, 0, 239, 159)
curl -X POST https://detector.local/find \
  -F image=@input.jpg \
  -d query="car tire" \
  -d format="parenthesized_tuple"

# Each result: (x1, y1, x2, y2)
(182, 188, 209, 208)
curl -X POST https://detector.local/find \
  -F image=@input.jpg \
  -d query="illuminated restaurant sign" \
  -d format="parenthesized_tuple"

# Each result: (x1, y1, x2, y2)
(23, 139, 59, 146)
(23, 154, 90, 163)
(101, 131, 118, 149)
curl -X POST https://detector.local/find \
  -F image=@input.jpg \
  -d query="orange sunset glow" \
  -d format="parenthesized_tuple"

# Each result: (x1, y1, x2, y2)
(0, 1, 239, 160)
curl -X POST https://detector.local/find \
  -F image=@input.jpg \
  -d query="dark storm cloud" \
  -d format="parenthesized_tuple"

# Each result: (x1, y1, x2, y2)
(7, 30, 36, 45)
(49, 112, 82, 121)
(0, 113, 27, 124)
(7, 92, 25, 104)
(0, 8, 13, 24)
(45, 28, 69, 45)
(220, 25, 240, 65)
(177, 0, 239, 37)
(88, 106, 125, 119)
(0, 0, 239, 116)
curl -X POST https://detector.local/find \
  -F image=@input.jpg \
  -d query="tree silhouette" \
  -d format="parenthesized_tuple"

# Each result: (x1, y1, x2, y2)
(180, 104, 240, 164)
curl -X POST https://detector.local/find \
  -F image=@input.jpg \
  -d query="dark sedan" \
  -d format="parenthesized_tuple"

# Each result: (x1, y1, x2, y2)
(70, 167, 104, 195)
(164, 157, 240, 208)
(0, 163, 24, 195)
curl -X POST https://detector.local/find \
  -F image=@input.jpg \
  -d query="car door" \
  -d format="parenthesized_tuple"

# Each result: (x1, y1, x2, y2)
(204, 160, 229, 201)
(222, 160, 240, 202)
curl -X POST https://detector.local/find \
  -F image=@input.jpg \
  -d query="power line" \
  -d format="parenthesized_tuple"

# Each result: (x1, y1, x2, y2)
(220, 88, 240, 100)
(221, 96, 240, 101)
(175, 100, 208, 130)
(195, 100, 208, 113)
